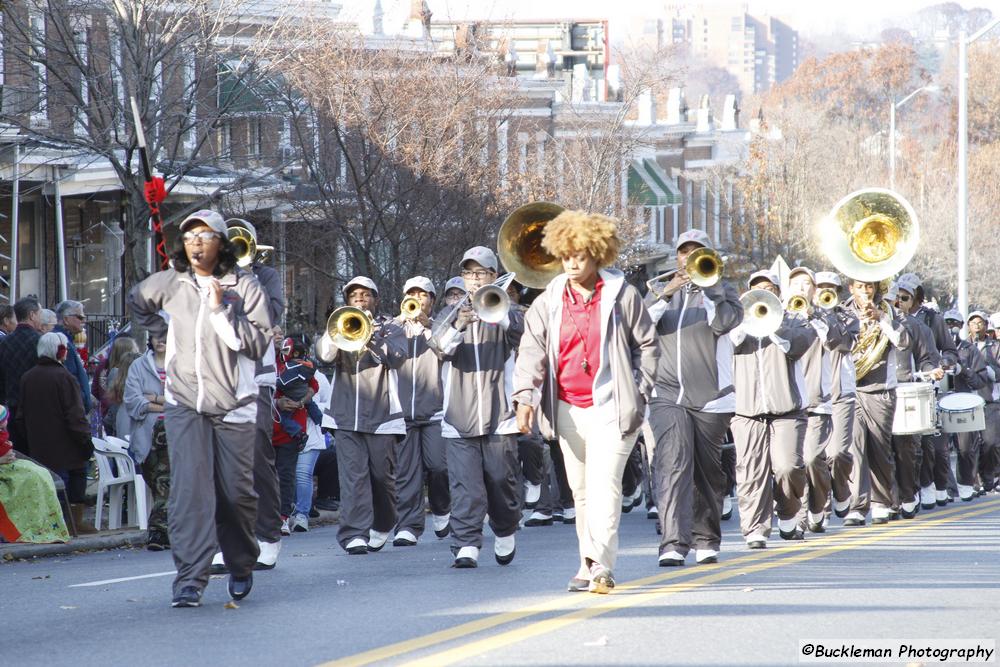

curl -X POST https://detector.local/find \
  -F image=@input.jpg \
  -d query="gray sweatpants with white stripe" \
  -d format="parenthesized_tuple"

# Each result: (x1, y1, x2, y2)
(447, 435, 521, 550)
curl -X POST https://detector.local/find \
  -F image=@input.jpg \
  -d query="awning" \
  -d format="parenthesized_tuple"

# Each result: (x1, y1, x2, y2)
(217, 63, 278, 114)
(628, 158, 683, 206)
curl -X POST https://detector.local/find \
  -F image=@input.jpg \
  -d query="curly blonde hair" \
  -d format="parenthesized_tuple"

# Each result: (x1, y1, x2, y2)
(541, 210, 621, 268)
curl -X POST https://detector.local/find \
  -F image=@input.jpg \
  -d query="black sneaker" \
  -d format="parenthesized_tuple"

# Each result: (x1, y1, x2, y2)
(308, 507, 320, 519)
(171, 586, 203, 608)
(147, 531, 170, 551)
(779, 527, 805, 541)
(228, 573, 253, 601)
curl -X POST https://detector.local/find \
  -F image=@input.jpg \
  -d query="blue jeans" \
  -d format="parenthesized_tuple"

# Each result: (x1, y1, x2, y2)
(294, 448, 321, 516)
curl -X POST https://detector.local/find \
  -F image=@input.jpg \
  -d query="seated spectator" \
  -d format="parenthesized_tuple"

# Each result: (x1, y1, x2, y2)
(122, 334, 171, 550)
(92, 335, 139, 428)
(0, 405, 71, 543)
(103, 350, 142, 437)
(53, 300, 92, 415)
(39, 309, 57, 334)
(18, 332, 96, 535)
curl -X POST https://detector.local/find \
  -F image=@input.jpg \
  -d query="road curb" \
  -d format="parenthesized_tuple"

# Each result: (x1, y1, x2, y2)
(1, 530, 146, 561)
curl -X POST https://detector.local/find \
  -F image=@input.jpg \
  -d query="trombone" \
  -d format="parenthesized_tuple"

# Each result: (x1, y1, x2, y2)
(433, 272, 517, 336)
(226, 223, 275, 268)
(646, 247, 724, 298)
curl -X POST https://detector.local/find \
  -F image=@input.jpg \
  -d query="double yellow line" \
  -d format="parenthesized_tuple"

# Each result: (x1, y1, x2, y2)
(323, 498, 1000, 667)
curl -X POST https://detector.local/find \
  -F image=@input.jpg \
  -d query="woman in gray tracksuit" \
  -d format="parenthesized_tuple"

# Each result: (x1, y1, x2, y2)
(317, 276, 408, 555)
(127, 210, 273, 608)
(393, 276, 451, 546)
(730, 271, 816, 548)
(513, 212, 658, 593)
(429, 246, 524, 570)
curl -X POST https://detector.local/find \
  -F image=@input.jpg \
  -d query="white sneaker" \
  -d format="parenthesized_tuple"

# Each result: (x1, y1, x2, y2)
(935, 489, 949, 504)
(621, 488, 642, 512)
(745, 531, 767, 548)
(368, 529, 390, 552)
(695, 549, 719, 564)
(562, 507, 576, 523)
(345, 537, 367, 554)
(658, 549, 685, 566)
(920, 485, 936, 508)
(393, 530, 418, 547)
(524, 482, 541, 506)
(280, 517, 291, 536)
(871, 503, 891, 523)
(958, 484, 975, 501)
(494, 534, 516, 565)
(524, 511, 553, 526)
(256, 540, 281, 570)
(844, 511, 866, 525)
(832, 496, 851, 515)
(721, 495, 733, 518)
(209, 550, 227, 574)
(453, 546, 479, 568)
(290, 513, 309, 532)
(776, 517, 799, 533)
(432, 514, 451, 538)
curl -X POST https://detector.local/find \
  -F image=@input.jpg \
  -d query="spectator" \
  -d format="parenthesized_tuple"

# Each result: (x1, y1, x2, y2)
(92, 335, 139, 425)
(290, 360, 332, 532)
(313, 447, 340, 511)
(0, 305, 15, 338)
(122, 334, 170, 550)
(0, 405, 72, 543)
(39, 309, 57, 334)
(0, 297, 43, 454)
(19, 332, 96, 535)
(54, 301, 92, 415)
(104, 351, 142, 437)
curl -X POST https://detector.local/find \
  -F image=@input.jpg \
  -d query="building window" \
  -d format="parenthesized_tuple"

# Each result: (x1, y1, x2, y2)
(28, 11, 47, 124)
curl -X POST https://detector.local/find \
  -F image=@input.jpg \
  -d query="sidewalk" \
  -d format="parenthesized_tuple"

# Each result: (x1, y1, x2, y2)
(1, 509, 340, 562)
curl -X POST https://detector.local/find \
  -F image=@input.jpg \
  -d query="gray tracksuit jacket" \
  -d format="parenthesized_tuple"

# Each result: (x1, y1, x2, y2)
(512, 269, 658, 441)
(826, 308, 861, 403)
(973, 336, 1000, 402)
(317, 314, 407, 435)
(895, 314, 940, 383)
(397, 319, 444, 425)
(645, 281, 742, 412)
(952, 337, 991, 401)
(798, 309, 857, 414)
(127, 267, 273, 420)
(914, 306, 959, 369)
(843, 297, 911, 393)
(430, 299, 525, 439)
(730, 314, 816, 418)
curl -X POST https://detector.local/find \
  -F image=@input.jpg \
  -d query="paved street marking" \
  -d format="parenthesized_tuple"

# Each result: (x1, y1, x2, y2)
(323, 498, 999, 667)
(401, 499, 1000, 667)
(69, 571, 177, 588)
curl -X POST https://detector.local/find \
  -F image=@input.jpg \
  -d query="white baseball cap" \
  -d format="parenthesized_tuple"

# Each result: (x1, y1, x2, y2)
(895, 273, 921, 296)
(815, 271, 842, 287)
(747, 269, 779, 289)
(460, 246, 499, 272)
(444, 276, 466, 293)
(179, 210, 227, 236)
(403, 276, 436, 297)
(943, 309, 963, 323)
(342, 276, 378, 298)
(788, 266, 815, 282)
(968, 310, 989, 324)
(675, 229, 713, 251)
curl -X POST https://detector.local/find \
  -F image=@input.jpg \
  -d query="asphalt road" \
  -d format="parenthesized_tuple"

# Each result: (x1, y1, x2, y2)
(4, 496, 999, 667)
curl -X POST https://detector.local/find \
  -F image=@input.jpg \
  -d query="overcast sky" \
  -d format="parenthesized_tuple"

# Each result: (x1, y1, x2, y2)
(342, 0, 1000, 38)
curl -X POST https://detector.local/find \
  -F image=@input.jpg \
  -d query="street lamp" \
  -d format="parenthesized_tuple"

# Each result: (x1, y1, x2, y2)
(957, 16, 1000, 319)
(889, 84, 938, 191)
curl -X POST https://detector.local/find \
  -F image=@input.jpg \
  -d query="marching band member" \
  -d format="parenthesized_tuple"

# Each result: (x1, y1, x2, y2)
(730, 270, 815, 548)
(968, 311, 1000, 493)
(785, 267, 855, 532)
(317, 277, 407, 554)
(813, 272, 860, 520)
(843, 279, 910, 526)
(430, 247, 524, 569)
(888, 279, 943, 518)
(513, 211, 657, 593)
(393, 276, 451, 545)
(128, 210, 273, 608)
(942, 310, 990, 501)
(645, 230, 742, 566)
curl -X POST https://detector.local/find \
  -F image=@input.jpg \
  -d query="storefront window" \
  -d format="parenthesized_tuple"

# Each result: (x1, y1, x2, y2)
(64, 197, 124, 316)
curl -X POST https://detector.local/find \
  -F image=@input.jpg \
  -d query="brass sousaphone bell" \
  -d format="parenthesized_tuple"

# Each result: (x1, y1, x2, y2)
(822, 188, 919, 283)
(497, 201, 566, 289)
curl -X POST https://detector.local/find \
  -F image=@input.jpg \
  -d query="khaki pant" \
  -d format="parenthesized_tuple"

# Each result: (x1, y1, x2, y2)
(731, 413, 806, 538)
(647, 400, 729, 555)
(557, 400, 637, 571)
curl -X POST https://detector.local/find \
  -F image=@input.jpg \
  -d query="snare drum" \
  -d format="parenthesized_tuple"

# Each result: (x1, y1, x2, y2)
(892, 382, 937, 435)
(938, 392, 986, 433)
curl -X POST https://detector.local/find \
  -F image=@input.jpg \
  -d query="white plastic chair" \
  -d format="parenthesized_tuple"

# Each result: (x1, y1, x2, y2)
(106, 435, 153, 527)
(92, 437, 149, 530)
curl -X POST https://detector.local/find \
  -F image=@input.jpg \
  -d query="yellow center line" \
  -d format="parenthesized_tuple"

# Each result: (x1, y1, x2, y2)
(322, 498, 999, 667)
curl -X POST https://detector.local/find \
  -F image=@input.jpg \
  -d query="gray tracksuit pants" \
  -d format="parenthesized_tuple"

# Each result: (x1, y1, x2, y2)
(891, 433, 922, 506)
(395, 421, 450, 537)
(165, 404, 259, 595)
(955, 430, 981, 487)
(648, 401, 729, 555)
(980, 403, 1000, 488)
(336, 430, 398, 549)
(850, 390, 897, 513)
(447, 435, 521, 549)
(921, 432, 950, 491)
(731, 413, 807, 538)
(802, 413, 834, 516)
(254, 388, 282, 543)
(826, 400, 855, 504)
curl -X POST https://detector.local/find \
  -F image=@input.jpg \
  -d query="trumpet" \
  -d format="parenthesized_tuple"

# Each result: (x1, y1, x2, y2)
(227, 223, 275, 268)
(646, 248, 724, 298)
(787, 294, 810, 315)
(741, 289, 784, 338)
(816, 288, 839, 310)
(400, 296, 422, 320)
(326, 306, 374, 353)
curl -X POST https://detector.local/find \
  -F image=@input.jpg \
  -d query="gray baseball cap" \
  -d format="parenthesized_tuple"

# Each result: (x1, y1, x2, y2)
(460, 246, 499, 272)
(179, 210, 227, 236)
(343, 276, 379, 298)
(403, 276, 436, 297)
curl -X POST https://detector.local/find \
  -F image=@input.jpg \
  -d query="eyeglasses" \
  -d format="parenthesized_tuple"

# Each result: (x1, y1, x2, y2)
(461, 269, 493, 280)
(182, 231, 220, 244)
